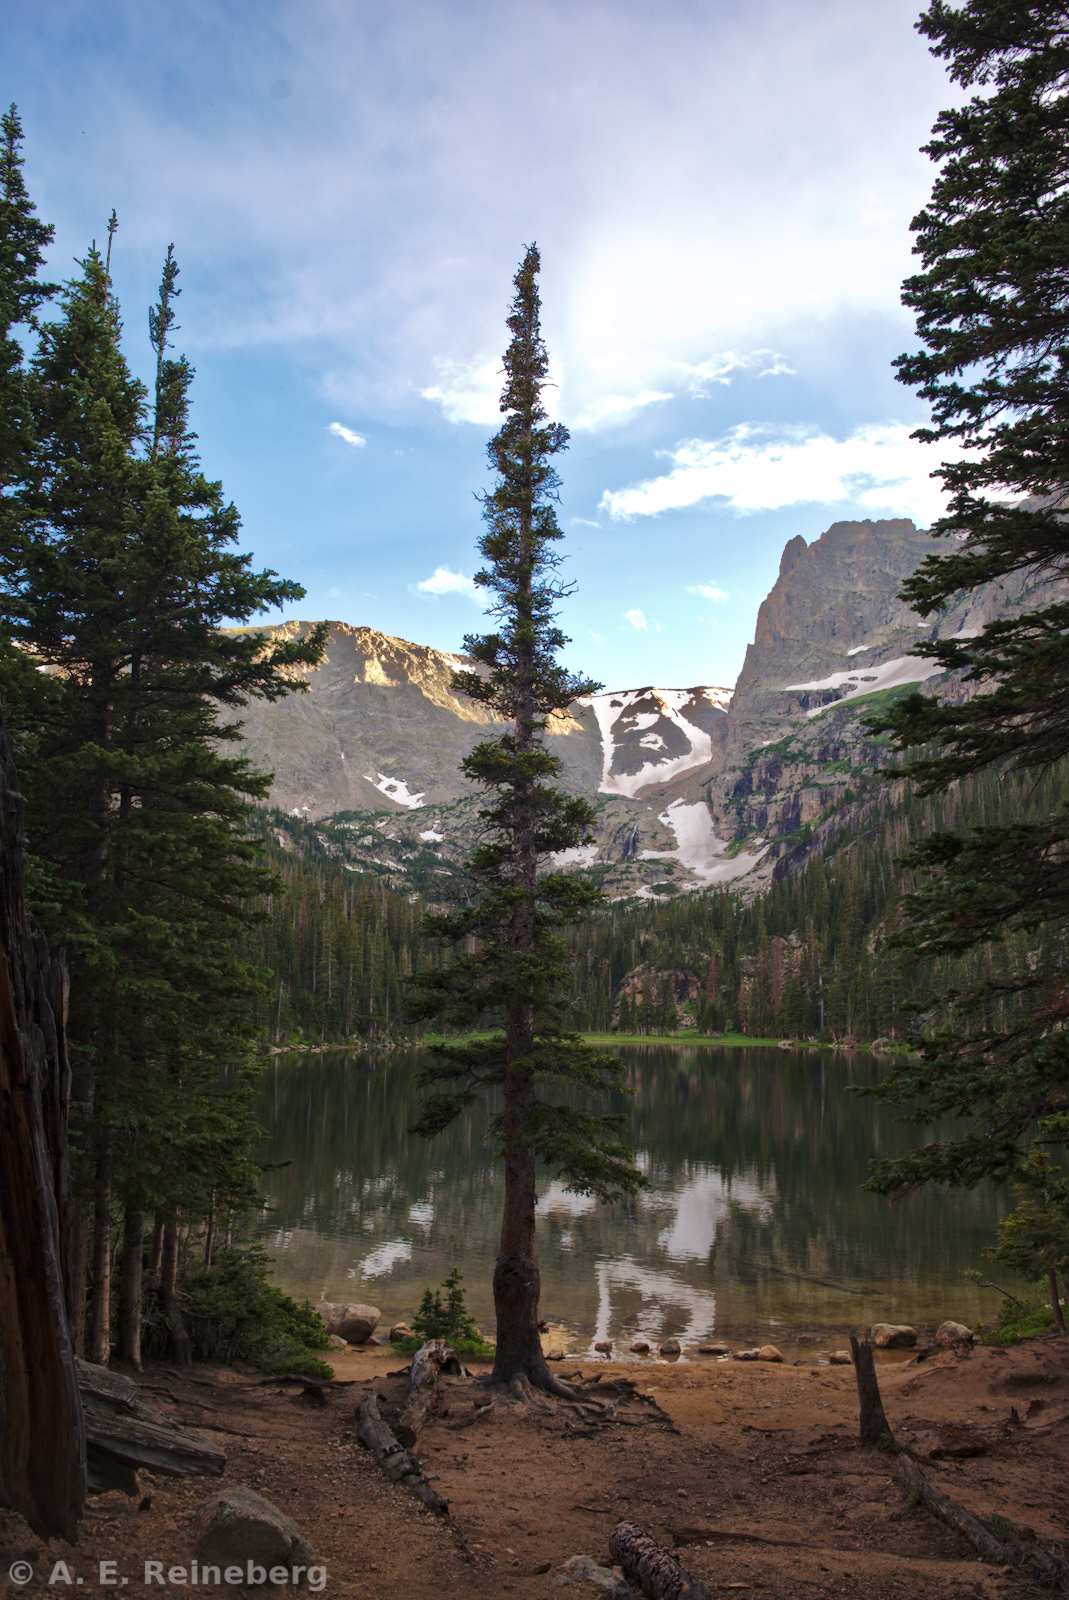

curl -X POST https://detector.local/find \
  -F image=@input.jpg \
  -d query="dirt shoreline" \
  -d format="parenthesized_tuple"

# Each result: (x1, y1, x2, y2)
(3, 1336, 1066, 1599)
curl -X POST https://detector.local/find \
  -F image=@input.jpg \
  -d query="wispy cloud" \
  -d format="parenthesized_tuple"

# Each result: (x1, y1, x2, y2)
(687, 582, 729, 602)
(420, 357, 502, 426)
(600, 423, 951, 528)
(415, 566, 481, 600)
(624, 608, 650, 632)
(674, 350, 795, 396)
(570, 389, 673, 431)
(328, 420, 367, 448)
(570, 516, 602, 530)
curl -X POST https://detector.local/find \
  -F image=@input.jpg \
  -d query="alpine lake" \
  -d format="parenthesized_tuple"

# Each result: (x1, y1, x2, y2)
(253, 1043, 1008, 1354)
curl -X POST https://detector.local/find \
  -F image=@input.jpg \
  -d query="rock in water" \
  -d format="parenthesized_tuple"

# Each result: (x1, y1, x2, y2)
(869, 1323, 917, 1349)
(629, 1339, 651, 1355)
(594, 1340, 614, 1354)
(194, 1487, 316, 1575)
(935, 1320, 974, 1348)
(659, 1338, 682, 1358)
(697, 1343, 732, 1356)
(318, 1302, 381, 1345)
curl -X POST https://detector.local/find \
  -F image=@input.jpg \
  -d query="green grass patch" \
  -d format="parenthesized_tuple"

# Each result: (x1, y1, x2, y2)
(981, 1297, 1056, 1347)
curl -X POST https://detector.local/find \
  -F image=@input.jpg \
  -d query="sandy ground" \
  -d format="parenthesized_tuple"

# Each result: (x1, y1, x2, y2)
(2, 1337, 1067, 1600)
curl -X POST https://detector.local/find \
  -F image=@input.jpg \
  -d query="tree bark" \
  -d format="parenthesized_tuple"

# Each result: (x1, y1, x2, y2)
(148, 1214, 164, 1285)
(355, 1390, 449, 1516)
(1050, 1268, 1066, 1335)
(115, 1207, 144, 1368)
(850, 1334, 892, 1446)
(86, 1125, 114, 1364)
(160, 1216, 192, 1366)
(609, 1522, 713, 1600)
(0, 725, 86, 1538)
(396, 1339, 459, 1447)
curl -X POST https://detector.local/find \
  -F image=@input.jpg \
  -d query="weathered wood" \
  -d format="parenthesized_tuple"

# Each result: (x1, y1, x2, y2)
(355, 1390, 449, 1516)
(82, 1391, 225, 1494)
(0, 727, 86, 1539)
(77, 1356, 139, 1412)
(396, 1339, 458, 1447)
(850, 1334, 892, 1446)
(896, 1453, 1069, 1591)
(609, 1522, 714, 1600)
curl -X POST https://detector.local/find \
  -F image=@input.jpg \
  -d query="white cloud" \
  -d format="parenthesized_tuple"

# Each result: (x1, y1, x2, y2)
(624, 608, 649, 632)
(570, 516, 602, 529)
(674, 350, 795, 396)
(420, 357, 502, 426)
(600, 422, 955, 528)
(687, 582, 729, 602)
(328, 420, 367, 448)
(570, 389, 673, 431)
(415, 566, 481, 600)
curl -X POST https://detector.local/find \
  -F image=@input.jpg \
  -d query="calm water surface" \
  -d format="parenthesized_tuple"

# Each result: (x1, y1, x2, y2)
(254, 1045, 1005, 1347)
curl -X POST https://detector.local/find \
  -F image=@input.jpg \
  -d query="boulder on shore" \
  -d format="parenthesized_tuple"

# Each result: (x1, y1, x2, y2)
(388, 1323, 413, 1343)
(828, 1350, 852, 1365)
(629, 1339, 651, 1355)
(869, 1322, 917, 1349)
(935, 1319, 974, 1349)
(318, 1302, 381, 1345)
(193, 1487, 316, 1575)
(734, 1345, 783, 1362)
(325, 1334, 347, 1351)
(594, 1340, 613, 1355)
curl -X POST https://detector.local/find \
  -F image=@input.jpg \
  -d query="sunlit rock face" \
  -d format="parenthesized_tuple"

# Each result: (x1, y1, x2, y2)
(232, 518, 1064, 898)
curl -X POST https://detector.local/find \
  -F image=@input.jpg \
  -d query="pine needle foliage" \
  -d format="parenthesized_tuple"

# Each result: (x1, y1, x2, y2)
(409, 245, 642, 1386)
(867, 1, 1069, 1195)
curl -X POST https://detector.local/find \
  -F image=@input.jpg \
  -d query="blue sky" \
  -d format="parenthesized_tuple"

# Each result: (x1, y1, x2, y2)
(9, 0, 957, 690)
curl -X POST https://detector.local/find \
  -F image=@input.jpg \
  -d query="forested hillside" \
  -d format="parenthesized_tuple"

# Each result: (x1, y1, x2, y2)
(256, 756, 1065, 1046)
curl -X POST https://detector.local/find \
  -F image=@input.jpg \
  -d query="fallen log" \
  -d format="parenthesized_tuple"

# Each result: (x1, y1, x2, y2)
(896, 1453, 1069, 1592)
(609, 1522, 713, 1600)
(355, 1390, 448, 1516)
(396, 1339, 459, 1447)
(849, 1334, 892, 1446)
(78, 1361, 225, 1496)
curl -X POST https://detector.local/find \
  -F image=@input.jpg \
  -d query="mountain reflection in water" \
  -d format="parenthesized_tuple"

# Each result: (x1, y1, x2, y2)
(253, 1045, 1005, 1344)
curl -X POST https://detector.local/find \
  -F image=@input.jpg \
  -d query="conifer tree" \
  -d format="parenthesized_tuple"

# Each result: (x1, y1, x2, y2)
(410, 245, 642, 1392)
(868, 0, 1069, 1193)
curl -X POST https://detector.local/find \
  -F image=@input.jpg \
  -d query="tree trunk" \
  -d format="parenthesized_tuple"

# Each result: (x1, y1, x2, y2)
(0, 724, 86, 1537)
(86, 1126, 113, 1364)
(355, 1390, 448, 1516)
(850, 1334, 892, 1446)
(115, 1207, 144, 1368)
(148, 1214, 164, 1285)
(609, 1522, 713, 1600)
(396, 1339, 459, 1447)
(160, 1217, 192, 1366)
(1050, 1268, 1066, 1335)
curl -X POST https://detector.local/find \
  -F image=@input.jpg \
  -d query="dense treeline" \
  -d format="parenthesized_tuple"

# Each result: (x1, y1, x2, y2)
(561, 762, 1063, 1042)
(255, 757, 1066, 1048)
(253, 828, 426, 1041)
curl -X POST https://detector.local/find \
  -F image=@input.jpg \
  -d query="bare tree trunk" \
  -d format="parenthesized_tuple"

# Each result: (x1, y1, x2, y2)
(0, 725, 86, 1537)
(115, 1207, 144, 1368)
(86, 1127, 113, 1364)
(160, 1217, 192, 1366)
(1050, 1268, 1066, 1335)
(850, 1334, 892, 1446)
(148, 1214, 164, 1285)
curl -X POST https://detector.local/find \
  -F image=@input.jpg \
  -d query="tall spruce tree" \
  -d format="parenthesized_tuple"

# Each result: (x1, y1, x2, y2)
(411, 246, 642, 1392)
(867, 0, 1069, 1194)
(1, 227, 325, 1357)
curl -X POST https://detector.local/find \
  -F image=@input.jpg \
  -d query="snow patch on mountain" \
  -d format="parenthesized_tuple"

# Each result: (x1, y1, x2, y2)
(580, 687, 731, 798)
(783, 654, 943, 718)
(364, 772, 426, 808)
(549, 843, 599, 870)
(640, 799, 767, 887)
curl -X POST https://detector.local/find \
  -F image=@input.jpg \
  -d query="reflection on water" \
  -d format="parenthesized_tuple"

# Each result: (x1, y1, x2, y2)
(253, 1045, 1006, 1345)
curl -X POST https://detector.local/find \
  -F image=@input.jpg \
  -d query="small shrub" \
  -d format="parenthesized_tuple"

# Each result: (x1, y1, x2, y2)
(396, 1267, 495, 1359)
(982, 1296, 1056, 1347)
(177, 1246, 331, 1376)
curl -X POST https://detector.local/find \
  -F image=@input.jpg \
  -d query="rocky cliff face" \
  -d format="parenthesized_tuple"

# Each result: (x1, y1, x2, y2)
(239, 517, 1061, 900)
